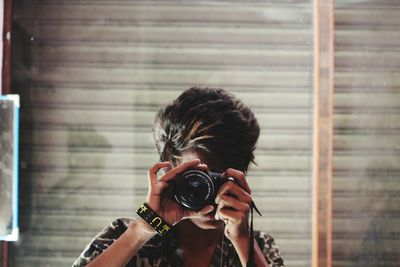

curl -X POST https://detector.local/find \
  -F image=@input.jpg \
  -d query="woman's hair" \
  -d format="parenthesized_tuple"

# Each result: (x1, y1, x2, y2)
(153, 86, 260, 172)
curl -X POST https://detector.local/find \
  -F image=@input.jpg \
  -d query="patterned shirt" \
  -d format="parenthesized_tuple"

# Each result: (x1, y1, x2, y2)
(72, 218, 285, 267)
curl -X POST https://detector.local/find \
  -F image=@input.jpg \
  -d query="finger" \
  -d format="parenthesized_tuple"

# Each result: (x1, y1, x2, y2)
(223, 168, 251, 194)
(218, 208, 245, 225)
(197, 204, 215, 216)
(191, 163, 208, 171)
(180, 163, 209, 174)
(147, 162, 171, 185)
(217, 194, 251, 213)
(215, 194, 250, 220)
(215, 181, 252, 205)
(159, 159, 202, 183)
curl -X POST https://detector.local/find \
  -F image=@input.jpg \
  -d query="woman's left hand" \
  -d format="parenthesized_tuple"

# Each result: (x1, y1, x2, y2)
(214, 168, 253, 242)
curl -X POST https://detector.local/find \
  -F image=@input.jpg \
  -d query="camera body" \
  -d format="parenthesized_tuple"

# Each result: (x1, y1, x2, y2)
(173, 169, 225, 210)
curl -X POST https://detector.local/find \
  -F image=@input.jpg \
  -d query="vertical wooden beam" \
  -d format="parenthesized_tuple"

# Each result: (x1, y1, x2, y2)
(0, 0, 3, 262)
(1, 1, 13, 266)
(0, 0, 3, 95)
(1, 242, 8, 267)
(312, 0, 334, 266)
(2, 0, 12, 95)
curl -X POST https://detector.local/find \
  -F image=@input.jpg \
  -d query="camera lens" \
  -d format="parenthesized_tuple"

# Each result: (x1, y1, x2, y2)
(174, 170, 214, 210)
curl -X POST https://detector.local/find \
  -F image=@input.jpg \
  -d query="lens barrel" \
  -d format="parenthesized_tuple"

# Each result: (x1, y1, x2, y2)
(174, 170, 222, 210)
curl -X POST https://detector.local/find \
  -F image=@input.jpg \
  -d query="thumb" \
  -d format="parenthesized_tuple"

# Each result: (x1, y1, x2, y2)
(183, 205, 215, 219)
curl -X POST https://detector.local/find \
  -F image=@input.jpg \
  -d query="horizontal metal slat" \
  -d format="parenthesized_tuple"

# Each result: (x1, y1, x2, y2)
(335, 93, 400, 109)
(20, 129, 312, 151)
(332, 239, 400, 257)
(20, 108, 311, 129)
(332, 260, 398, 267)
(334, 196, 400, 213)
(21, 150, 309, 171)
(336, 30, 400, 50)
(15, 4, 312, 27)
(336, 51, 400, 68)
(29, 46, 311, 68)
(333, 155, 400, 171)
(334, 176, 400, 193)
(21, 66, 311, 87)
(334, 134, 400, 151)
(334, 114, 400, 130)
(21, 24, 311, 46)
(18, 87, 312, 108)
(335, 9, 400, 29)
(334, 218, 400, 236)
(335, 72, 400, 88)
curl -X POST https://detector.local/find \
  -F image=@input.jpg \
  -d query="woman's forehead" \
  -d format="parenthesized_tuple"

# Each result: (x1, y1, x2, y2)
(180, 150, 223, 172)
(181, 150, 206, 164)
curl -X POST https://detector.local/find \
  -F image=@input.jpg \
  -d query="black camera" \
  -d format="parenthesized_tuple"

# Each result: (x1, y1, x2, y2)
(173, 170, 225, 210)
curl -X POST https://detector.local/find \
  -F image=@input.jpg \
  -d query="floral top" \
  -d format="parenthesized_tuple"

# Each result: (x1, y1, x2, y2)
(72, 218, 285, 267)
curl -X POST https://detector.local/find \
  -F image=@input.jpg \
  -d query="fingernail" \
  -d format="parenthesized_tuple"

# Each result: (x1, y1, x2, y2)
(208, 206, 215, 213)
(215, 196, 219, 204)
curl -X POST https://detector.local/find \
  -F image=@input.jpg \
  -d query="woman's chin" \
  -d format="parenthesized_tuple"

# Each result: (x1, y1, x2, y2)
(189, 217, 224, 229)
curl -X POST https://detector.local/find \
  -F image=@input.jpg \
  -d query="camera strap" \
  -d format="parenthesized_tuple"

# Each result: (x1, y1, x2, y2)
(247, 201, 262, 267)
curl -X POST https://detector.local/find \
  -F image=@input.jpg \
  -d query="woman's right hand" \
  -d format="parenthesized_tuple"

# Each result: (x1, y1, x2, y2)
(145, 159, 215, 226)
(86, 161, 212, 266)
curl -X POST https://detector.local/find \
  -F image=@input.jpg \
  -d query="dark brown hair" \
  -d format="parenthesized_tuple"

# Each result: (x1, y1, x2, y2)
(153, 87, 260, 172)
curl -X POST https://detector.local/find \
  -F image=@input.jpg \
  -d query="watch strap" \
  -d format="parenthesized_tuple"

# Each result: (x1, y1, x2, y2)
(136, 203, 172, 236)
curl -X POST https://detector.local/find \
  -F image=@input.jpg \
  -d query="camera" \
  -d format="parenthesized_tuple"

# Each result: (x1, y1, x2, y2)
(173, 170, 225, 210)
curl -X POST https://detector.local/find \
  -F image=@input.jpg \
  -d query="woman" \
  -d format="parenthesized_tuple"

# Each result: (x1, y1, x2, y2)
(73, 87, 285, 267)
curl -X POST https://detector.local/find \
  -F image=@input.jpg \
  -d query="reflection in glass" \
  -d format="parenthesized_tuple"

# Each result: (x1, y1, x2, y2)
(0, 96, 20, 241)
(334, 0, 400, 265)
(10, 1, 313, 266)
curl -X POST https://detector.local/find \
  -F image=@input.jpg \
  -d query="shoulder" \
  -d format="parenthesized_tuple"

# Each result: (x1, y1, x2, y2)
(254, 231, 285, 267)
(72, 218, 134, 267)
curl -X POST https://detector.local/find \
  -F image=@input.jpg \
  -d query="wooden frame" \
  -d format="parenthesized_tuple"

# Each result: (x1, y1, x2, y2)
(1, 242, 7, 267)
(312, 0, 334, 266)
(1, 1, 13, 266)
(2, 0, 12, 95)
(0, 0, 334, 266)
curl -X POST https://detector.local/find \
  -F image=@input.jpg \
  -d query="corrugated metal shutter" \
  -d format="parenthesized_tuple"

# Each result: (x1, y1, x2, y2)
(334, 1, 400, 266)
(10, 1, 313, 266)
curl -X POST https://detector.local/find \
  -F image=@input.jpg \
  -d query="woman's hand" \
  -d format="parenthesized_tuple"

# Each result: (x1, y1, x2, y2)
(214, 168, 253, 242)
(145, 159, 215, 227)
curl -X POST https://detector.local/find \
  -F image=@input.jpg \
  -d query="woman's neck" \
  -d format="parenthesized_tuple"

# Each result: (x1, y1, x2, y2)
(176, 220, 224, 267)
(176, 219, 223, 248)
